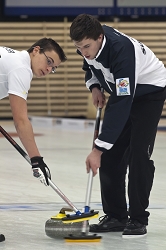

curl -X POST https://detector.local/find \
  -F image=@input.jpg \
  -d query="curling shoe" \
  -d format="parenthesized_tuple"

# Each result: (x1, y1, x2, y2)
(89, 214, 127, 233)
(0, 234, 5, 242)
(122, 219, 147, 238)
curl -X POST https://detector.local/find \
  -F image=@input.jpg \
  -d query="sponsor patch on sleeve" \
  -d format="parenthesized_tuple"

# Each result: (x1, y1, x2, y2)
(116, 77, 130, 96)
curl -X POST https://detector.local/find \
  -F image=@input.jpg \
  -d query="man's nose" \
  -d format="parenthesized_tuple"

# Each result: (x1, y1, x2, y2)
(47, 66, 52, 73)
(80, 48, 87, 56)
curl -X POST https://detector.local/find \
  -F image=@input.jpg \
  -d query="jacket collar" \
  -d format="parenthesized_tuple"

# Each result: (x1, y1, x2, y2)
(95, 35, 106, 59)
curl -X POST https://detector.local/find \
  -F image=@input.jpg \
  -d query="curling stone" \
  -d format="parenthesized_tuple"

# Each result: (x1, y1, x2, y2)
(45, 207, 89, 239)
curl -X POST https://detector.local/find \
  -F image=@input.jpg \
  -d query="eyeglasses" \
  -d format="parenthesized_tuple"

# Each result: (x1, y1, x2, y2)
(42, 51, 57, 73)
(32, 47, 57, 73)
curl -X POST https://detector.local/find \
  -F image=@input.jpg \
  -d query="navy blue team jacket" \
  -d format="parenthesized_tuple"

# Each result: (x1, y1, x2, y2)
(78, 25, 166, 152)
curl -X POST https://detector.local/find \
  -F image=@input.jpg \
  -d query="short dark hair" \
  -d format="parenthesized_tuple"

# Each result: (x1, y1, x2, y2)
(27, 38, 67, 62)
(70, 14, 104, 42)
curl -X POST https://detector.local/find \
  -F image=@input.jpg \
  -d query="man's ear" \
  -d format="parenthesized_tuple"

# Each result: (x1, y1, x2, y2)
(32, 46, 40, 54)
(98, 34, 103, 41)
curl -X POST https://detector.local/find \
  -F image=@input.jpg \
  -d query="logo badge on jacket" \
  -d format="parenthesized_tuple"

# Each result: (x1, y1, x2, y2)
(116, 78, 130, 96)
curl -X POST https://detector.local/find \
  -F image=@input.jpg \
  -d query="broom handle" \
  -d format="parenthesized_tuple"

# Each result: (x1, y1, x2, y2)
(81, 89, 103, 234)
(0, 125, 80, 214)
(84, 88, 104, 211)
(84, 106, 102, 210)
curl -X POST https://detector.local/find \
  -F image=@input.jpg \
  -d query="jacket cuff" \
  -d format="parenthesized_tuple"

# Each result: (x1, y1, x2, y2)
(94, 145, 108, 153)
(89, 84, 101, 92)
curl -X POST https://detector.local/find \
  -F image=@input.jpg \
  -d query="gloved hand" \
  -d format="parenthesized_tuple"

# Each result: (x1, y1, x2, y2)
(31, 156, 51, 186)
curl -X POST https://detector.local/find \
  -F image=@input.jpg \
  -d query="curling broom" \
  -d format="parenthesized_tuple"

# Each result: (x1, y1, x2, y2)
(65, 89, 104, 242)
(0, 125, 99, 223)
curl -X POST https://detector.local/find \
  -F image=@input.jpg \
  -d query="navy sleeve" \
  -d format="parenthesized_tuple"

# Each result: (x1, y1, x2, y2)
(95, 37, 136, 151)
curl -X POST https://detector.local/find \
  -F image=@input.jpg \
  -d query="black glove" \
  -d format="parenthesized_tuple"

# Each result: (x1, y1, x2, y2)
(31, 156, 51, 186)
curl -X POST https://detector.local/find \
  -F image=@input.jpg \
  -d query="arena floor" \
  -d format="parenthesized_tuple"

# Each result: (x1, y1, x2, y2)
(0, 118, 166, 250)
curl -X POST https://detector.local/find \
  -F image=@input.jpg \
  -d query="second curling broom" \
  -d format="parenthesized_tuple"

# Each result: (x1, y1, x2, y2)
(65, 101, 103, 242)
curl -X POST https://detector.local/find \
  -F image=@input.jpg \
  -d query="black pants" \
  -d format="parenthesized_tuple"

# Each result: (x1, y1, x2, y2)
(99, 88, 166, 225)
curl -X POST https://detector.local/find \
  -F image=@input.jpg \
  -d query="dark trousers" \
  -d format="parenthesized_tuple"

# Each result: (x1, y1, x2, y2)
(99, 88, 166, 225)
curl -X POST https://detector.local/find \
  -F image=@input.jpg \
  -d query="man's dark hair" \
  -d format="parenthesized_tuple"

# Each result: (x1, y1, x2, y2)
(70, 14, 104, 42)
(27, 38, 67, 62)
